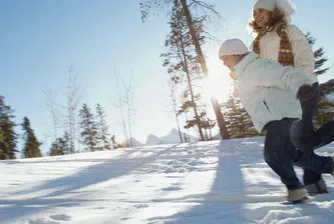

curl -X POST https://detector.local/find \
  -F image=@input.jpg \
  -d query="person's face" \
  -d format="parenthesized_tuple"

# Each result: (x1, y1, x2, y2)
(253, 8, 270, 28)
(220, 55, 240, 70)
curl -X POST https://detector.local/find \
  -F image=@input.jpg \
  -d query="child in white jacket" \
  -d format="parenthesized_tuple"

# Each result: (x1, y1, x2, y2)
(218, 38, 334, 203)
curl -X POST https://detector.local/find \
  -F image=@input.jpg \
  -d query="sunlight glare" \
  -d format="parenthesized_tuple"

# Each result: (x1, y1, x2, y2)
(203, 59, 232, 105)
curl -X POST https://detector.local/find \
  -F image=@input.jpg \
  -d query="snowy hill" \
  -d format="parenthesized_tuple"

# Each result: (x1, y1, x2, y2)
(1, 137, 334, 223)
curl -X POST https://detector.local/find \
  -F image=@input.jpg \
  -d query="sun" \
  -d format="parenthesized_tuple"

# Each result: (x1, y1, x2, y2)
(202, 57, 233, 105)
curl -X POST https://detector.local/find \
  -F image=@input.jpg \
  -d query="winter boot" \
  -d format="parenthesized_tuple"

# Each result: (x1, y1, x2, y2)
(305, 177, 328, 195)
(287, 188, 307, 203)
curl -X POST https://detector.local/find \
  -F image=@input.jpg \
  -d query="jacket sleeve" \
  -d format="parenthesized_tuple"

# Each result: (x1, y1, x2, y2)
(251, 60, 312, 96)
(287, 25, 316, 77)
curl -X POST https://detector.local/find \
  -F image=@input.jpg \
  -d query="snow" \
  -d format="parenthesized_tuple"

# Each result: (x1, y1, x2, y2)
(1, 137, 334, 224)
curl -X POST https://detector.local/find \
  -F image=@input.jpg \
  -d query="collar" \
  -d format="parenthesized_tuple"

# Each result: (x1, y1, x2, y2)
(232, 52, 258, 79)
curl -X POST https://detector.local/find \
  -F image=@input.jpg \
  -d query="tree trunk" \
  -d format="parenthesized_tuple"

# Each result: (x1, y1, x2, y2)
(211, 97, 230, 139)
(180, 0, 228, 139)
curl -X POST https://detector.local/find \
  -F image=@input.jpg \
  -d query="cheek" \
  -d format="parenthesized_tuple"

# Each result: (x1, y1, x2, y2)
(231, 58, 237, 66)
(263, 12, 270, 22)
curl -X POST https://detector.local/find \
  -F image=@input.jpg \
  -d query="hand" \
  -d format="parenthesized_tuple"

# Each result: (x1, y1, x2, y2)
(296, 84, 314, 103)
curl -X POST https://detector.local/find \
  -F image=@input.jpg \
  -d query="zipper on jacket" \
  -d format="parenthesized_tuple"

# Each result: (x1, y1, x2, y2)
(263, 100, 273, 116)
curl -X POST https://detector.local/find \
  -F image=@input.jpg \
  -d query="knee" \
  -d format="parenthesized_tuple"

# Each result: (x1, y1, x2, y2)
(264, 146, 278, 164)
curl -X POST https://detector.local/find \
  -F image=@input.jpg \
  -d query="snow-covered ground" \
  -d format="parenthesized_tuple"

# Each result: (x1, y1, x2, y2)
(1, 137, 334, 224)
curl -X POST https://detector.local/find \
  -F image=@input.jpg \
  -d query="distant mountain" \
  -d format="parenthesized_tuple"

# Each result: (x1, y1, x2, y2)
(120, 137, 143, 148)
(145, 134, 162, 145)
(160, 128, 198, 144)
(121, 129, 198, 147)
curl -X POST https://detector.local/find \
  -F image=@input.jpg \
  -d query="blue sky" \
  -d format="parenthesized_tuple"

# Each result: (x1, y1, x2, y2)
(0, 0, 333, 155)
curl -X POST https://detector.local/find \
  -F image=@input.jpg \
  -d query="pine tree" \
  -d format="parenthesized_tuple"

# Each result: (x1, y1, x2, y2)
(21, 117, 42, 158)
(161, 2, 211, 140)
(49, 138, 65, 156)
(0, 96, 18, 160)
(305, 32, 329, 76)
(305, 33, 333, 127)
(140, 0, 229, 139)
(61, 131, 71, 154)
(96, 104, 111, 150)
(315, 80, 334, 128)
(79, 104, 98, 152)
(48, 131, 71, 156)
(168, 76, 184, 143)
(222, 97, 259, 139)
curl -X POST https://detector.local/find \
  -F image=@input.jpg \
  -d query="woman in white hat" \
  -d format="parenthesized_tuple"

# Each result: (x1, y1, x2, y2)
(247, 0, 333, 196)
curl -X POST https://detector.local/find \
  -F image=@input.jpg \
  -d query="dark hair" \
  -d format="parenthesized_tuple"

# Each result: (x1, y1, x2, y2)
(248, 8, 287, 34)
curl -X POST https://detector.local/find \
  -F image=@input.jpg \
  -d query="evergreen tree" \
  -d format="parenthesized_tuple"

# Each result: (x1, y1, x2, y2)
(49, 138, 65, 156)
(48, 131, 71, 156)
(315, 80, 334, 128)
(61, 131, 71, 154)
(0, 96, 18, 160)
(79, 104, 98, 152)
(140, 0, 229, 139)
(305, 33, 333, 127)
(111, 135, 120, 149)
(306, 32, 330, 76)
(96, 104, 111, 150)
(21, 117, 42, 158)
(162, 2, 214, 140)
(222, 97, 259, 139)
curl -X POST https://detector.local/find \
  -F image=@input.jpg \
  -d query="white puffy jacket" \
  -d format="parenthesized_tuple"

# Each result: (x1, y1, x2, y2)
(233, 25, 317, 99)
(258, 24, 317, 84)
(233, 52, 312, 133)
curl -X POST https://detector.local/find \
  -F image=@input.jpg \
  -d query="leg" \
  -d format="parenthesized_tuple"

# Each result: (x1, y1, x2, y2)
(264, 119, 302, 190)
(290, 84, 334, 181)
(285, 128, 329, 195)
(290, 83, 334, 176)
(313, 120, 334, 150)
(297, 84, 321, 184)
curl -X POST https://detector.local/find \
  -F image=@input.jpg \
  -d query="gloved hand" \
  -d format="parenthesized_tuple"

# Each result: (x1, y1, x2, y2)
(296, 84, 314, 103)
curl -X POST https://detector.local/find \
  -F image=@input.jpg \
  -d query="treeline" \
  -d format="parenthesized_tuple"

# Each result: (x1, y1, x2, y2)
(0, 96, 122, 160)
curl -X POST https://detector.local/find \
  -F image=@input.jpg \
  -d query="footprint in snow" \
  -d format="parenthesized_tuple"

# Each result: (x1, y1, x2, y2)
(49, 214, 71, 221)
(134, 204, 149, 209)
(162, 186, 182, 191)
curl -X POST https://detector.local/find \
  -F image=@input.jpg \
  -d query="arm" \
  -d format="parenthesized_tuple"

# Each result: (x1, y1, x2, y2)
(251, 59, 312, 96)
(287, 25, 316, 77)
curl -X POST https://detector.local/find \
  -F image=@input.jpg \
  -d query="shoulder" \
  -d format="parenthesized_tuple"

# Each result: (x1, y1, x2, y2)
(286, 24, 300, 32)
(250, 57, 281, 71)
(285, 24, 306, 38)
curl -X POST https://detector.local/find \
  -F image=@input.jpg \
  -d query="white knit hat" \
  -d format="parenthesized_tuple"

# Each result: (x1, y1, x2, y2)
(253, 0, 295, 23)
(253, 0, 276, 12)
(218, 38, 248, 58)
